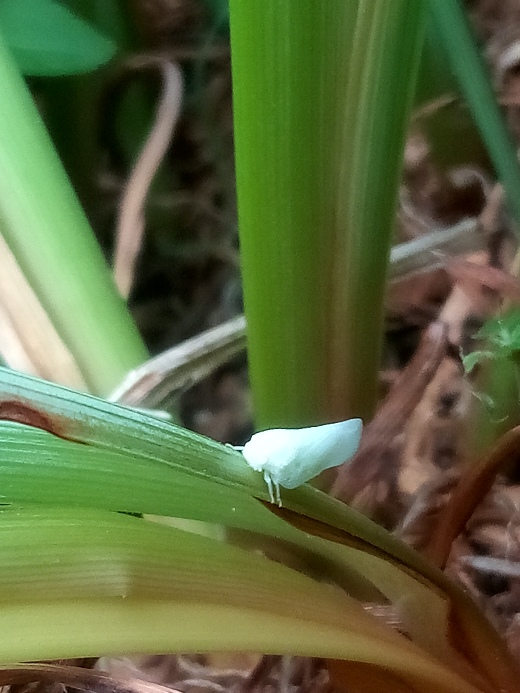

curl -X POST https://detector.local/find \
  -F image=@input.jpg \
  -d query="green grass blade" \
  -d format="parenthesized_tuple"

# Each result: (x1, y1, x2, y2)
(0, 29, 147, 394)
(0, 0, 117, 76)
(0, 366, 499, 584)
(0, 367, 516, 688)
(0, 507, 490, 693)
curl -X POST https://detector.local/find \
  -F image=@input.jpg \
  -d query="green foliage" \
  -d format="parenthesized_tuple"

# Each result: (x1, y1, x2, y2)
(462, 310, 520, 374)
(0, 27, 146, 395)
(0, 0, 518, 688)
(202, 0, 229, 34)
(0, 0, 116, 76)
(461, 311, 520, 458)
(0, 366, 517, 691)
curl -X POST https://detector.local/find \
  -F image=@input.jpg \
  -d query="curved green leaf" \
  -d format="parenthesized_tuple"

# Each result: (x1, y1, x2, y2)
(0, 506, 486, 693)
(0, 0, 116, 76)
(0, 367, 517, 690)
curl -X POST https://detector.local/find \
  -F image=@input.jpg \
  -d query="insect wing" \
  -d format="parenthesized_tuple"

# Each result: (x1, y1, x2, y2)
(242, 418, 362, 489)
(304, 417, 362, 469)
(273, 418, 362, 488)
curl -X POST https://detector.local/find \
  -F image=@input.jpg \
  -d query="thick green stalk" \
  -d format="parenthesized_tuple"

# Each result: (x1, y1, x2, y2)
(230, 1, 426, 428)
(0, 29, 147, 395)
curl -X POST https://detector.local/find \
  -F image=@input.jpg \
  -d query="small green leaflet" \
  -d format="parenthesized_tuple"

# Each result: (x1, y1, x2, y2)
(240, 418, 363, 505)
(462, 309, 520, 374)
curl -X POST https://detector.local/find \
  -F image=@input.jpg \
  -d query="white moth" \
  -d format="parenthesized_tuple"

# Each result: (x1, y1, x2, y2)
(240, 418, 362, 505)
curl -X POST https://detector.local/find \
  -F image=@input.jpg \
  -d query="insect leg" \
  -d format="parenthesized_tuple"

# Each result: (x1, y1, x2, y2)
(274, 481, 282, 507)
(263, 471, 276, 504)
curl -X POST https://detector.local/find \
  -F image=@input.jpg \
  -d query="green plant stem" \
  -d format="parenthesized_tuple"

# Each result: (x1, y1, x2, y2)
(0, 29, 147, 395)
(230, 0, 426, 428)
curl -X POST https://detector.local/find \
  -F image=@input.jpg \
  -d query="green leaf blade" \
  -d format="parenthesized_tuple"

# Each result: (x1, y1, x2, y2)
(0, 0, 116, 75)
(0, 507, 486, 693)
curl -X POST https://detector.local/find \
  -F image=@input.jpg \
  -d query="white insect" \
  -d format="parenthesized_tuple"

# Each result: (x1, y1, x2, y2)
(240, 418, 362, 505)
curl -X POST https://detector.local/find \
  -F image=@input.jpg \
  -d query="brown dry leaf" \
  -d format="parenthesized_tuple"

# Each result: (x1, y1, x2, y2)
(439, 252, 500, 344)
(443, 256, 520, 305)
(399, 356, 469, 504)
(447, 485, 520, 654)
(327, 659, 417, 693)
(0, 664, 180, 693)
(97, 653, 261, 692)
(426, 426, 520, 568)
(0, 234, 86, 389)
(395, 258, 494, 532)
(386, 268, 451, 328)
(330, 322, 447, 516)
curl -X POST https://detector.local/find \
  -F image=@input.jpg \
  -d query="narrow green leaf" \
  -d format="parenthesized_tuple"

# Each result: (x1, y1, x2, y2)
(0, 507, 488, 693)
(0, 30, 147, 394)
(0, 366, 502, 588)
(0, 367, 469, 590)
(462, 351, 495, 374)
(0, 0, 116, 75)
(429, 0, 520, 230)
(0, 367, 517, 690)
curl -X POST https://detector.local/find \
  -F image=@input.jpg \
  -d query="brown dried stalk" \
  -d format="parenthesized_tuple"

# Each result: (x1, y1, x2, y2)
(331, 321, 448, 503)
(113, 58, 183, 299)
(426, 425, 520, 569)
(0, 663, 180, 693)
(110, 315, 246, 407)
(0, 233, 86, 388)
